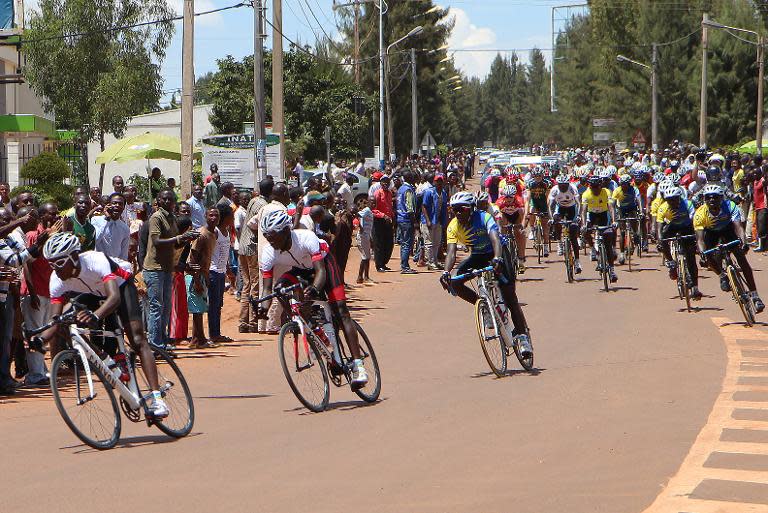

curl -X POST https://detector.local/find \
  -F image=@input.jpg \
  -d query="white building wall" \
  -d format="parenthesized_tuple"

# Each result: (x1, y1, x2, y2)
(87, 104, 214, 190)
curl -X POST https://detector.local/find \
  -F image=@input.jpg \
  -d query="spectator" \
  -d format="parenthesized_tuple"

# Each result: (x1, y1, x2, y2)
(186, 184, 206, 229)
(356, 197, 374, 284)
(89, 186, 102, 207)
(170, 215, 193, 344)
(421, 173, 448, 270)
(396, 169, 418, 274)
(112, 175, 125, 194)
(63, 193, 96, 251)
(0, 182, 9, 207)
(372, 175, 394, 272)
(337, 173, 355, 211)
(204, 171, 221, 207)
(150, 167, 165, 199)
(217, 182, 235, 208)
(92, 192, 131, 260)
(186, 207, 218, 349)
(755, 165, 768, 252)
(143, 189, 199, 350)
(208, 204, 233, 343)
(237, 185, 266, 332)
(292, 156, 305, 179)
(331, 195, 353, 279)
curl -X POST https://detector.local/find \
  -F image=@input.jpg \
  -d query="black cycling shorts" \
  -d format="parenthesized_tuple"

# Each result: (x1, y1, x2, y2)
(457, 252, 515, 286)
(554, 205, 578, 221)
(703, 225, 740, 251)
(586, 212, 610, 227)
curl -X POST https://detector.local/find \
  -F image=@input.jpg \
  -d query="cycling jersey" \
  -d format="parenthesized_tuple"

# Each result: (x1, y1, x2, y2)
(260, 229, 328, 278)
(525, 178, 551, 211)
(49, 251, 132, 305)
(581, 188, 610, 214)
(548, 184, 579, 208)
(693, 200, 742, 231)
(496, 194, 524, 216)
(611, 186, 641, 210)
(446, 210, 498, 255)
(657, 199, 694, 228)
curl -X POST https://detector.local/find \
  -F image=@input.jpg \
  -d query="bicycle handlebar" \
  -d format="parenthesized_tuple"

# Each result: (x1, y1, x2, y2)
(661, 234, 696, 242)
(252, 282, 303, 305)
(702, 239, 741, 256)
(450, 265, 494, 282)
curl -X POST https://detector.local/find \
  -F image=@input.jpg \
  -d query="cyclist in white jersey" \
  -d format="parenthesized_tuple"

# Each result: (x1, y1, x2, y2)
(37, 232, 171, 417)
(548, 174, 582, 273)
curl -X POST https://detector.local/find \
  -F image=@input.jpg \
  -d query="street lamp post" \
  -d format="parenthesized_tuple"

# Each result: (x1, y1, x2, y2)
(384, 25, 423, 164)
(617, 49, 658, 151)
(702, 18, 765, 153)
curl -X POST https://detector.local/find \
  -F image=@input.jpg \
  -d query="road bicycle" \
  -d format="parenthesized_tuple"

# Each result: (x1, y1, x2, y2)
(585, 225, 613, 292)
(662, 233, 696, 312)
(617, 216, 640, 272)
(500, 224, 519, 280)
(448, 265, 534, 376)
(25, 300, 194, 450)
(531, 212, 548, 264)
(703, 240, 757, 326)
(254, 283, 381, 412)
(555, 219, 577, 283)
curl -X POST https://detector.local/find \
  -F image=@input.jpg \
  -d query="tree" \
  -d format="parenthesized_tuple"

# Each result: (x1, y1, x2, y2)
(23, 0, 175, 188)
(10, 152, 74, 208)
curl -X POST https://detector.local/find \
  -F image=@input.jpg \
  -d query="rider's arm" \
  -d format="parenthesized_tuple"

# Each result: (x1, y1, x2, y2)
(733, 220, 748, 246)
(92, 278, 121, 322)
(444, 243, 458, 273)
(311, 258, 326, 292)
(608, 196, 616, 225)
(696, 229, 707, 256)
(40, 301, 64, 341)
(490, 228, 503, 260)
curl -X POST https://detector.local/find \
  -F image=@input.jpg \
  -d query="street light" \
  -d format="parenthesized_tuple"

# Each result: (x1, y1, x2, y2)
(384, 25, 423, 163)
(702, 18, 764, 153)
(617, 49, 659, 151)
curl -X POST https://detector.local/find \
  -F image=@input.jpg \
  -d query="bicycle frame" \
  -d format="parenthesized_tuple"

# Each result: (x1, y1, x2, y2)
(451, 266, 514, 346)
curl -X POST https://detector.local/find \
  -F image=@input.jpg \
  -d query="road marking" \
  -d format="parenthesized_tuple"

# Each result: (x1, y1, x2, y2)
(643, 318, 768, 512)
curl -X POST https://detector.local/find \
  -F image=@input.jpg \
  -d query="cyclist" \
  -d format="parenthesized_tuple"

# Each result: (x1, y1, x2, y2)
(612, 174, 643, 264)
(694, 184, 764, 312)
(440, 191, 532, 357)
(656, 183, 702, 300)
(548, 173, 582, 274)
(37, 232, 170, 418)
(581, 174, 618, 283)
(495, 184, 527, 274)
(524, 166, 551, 257)
(258, 209, 369, 385)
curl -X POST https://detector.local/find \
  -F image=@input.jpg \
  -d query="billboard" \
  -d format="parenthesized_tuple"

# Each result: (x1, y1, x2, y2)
(201, 133, 281, 189)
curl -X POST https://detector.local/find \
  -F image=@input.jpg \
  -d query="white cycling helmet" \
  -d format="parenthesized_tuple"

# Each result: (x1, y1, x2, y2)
(501, 184, 517, 197)
(605, 165, 617, 175)
(702, 184, 724, 197)
(653, 171, 665, 183)
(489, 169, 502, 177)
(475, 191, 490, 203)
(709, 153, 725, 164)
(556, 173, 570, 185)
(619, 174, 633, 185)
(664, 185, 683, 199)
(260, 209, 293, 234)
(450, 191, 476, 207)
(43, 232, 81, 260)
(599, 168, 612, 179)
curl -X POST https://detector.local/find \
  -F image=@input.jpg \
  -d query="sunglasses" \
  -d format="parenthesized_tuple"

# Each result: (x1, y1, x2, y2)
(49, 255, 75, 270)
(453, 205, 472, 212)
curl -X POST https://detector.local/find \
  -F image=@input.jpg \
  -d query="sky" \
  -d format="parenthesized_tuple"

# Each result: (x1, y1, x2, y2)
(155, 0, 575, 106)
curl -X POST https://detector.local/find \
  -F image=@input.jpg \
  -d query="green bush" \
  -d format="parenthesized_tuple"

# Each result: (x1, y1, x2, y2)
(10, 152, 74, 208)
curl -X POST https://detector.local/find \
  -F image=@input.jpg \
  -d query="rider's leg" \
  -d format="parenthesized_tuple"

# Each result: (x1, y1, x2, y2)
(452, 278, 480, 305)
(498, 281, 527, 335)
(569, 223, 580, 254)
(733, 248, 758, 292)
(331, 301, 362, 360)
(605, 230, 618, 264)
(126, 318, 160, 390)
(543, 217, 551, 245)
(514, 225, 526, 260)
(684, 239, 699, 286)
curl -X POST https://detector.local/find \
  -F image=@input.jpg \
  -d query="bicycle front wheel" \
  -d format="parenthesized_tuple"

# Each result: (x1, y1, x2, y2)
(677, 252, 691, 312)
(728, 265, 755, 326)
(475, 298, 507, 377)
(136, 348, 195, 438)
(599, 244, 609, 292)
(564, 239, 574, 283)
(51, 349, 121, 450)
(278, 322, 330, 412)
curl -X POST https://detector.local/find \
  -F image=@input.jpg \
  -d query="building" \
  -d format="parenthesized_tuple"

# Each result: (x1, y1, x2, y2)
(86, 104, 214, 190)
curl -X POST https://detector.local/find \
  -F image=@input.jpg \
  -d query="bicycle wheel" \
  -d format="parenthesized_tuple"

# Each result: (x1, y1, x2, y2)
(599, 244, 609, 292)
(474, 298, 507, 377)
(505, 236, 519, 279)
(512, 329, 535, 371)
(626, 236, 633, 272)
(347, 321, 382, 403)
(136, 348, 195, 438)
(535, 224, 543, 264)
(727, 265, 755, 326)
(564, 238, 574, 283)
(677, 252, 691, 312)
(51, 349, 121, 450)
(278, 321, 330, 412)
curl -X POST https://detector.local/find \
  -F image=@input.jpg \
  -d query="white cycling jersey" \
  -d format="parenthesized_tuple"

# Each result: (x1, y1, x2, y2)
(260, 229, 329, 278)
(50, 251, 132, 305)
(547, 184, 579, 208)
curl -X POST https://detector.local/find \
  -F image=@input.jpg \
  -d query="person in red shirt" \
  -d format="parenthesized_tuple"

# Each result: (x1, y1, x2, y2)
(20, 202, 58, 385)
(753, 164, 768, 252)
(372, 175, 394, 272)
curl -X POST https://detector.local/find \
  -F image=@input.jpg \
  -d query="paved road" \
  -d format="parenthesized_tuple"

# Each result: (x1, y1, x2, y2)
(4, 192, 768, 512)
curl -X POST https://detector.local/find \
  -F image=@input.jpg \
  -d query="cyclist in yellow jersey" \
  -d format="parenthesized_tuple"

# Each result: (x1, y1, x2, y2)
(581, 175, 618, 282)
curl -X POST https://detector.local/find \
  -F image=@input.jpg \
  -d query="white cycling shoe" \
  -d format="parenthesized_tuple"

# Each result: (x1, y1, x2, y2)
(515, 334, 533, 359)
(352, 361, 369, 385)
(150, 398, 170, 419)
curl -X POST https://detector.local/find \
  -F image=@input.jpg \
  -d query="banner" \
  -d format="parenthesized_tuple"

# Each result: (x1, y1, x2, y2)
(201, 133, 281, 189)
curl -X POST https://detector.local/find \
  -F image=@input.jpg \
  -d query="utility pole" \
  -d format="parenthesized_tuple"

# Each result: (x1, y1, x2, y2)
(353, 2, 360, 84)
(385, 52, 394, 164)
(700, 12, 709, 148)
(410, 47, 418, 155)
(758, 34, 765, 154)
(180, 0, 194, 198)
(254, 0, 267, 183)
(651, 43, 658, 151)
(272, 0, 285, 178)
(378, 0, 385, 169)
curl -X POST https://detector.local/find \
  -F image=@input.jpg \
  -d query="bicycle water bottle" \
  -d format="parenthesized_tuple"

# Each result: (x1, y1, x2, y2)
(113, 352, 130, 382)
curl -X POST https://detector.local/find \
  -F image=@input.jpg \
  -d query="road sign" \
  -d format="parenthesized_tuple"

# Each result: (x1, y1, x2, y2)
(593, 132, 613, 142)
(421, 130, 436, 150)
(592, 118, 616, 127)
(631, 129, 647, 146)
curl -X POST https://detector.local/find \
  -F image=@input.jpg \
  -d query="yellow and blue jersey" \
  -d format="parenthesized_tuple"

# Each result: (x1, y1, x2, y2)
(693, 200, 741, 231)
(657, 199, 694, 228)
(446, 210, 498, 255)
(611, 185, 641, 210)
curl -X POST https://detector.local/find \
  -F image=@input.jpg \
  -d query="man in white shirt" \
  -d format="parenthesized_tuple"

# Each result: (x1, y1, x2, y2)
(292, 157, 304, 179)
(185, 184, 207, 229)
(337, 174, 355, 211)
(92, 193, 131, 260)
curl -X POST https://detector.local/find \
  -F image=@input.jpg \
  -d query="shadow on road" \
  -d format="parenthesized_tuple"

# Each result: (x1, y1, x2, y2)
(470, 368, 544, 379)
(65, 432, 204, 454)
(286, 397, 388, 415)
(197, 393, 272, 400)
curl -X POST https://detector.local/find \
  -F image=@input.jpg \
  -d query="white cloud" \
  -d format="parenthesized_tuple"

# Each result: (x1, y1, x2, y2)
(446, 7, 497, 79)
(168, 0, 223, 28)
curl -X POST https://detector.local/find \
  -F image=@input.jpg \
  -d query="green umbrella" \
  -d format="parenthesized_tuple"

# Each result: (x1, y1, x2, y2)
(95, 132, 198, 164)
(737, 140, 768, 155)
